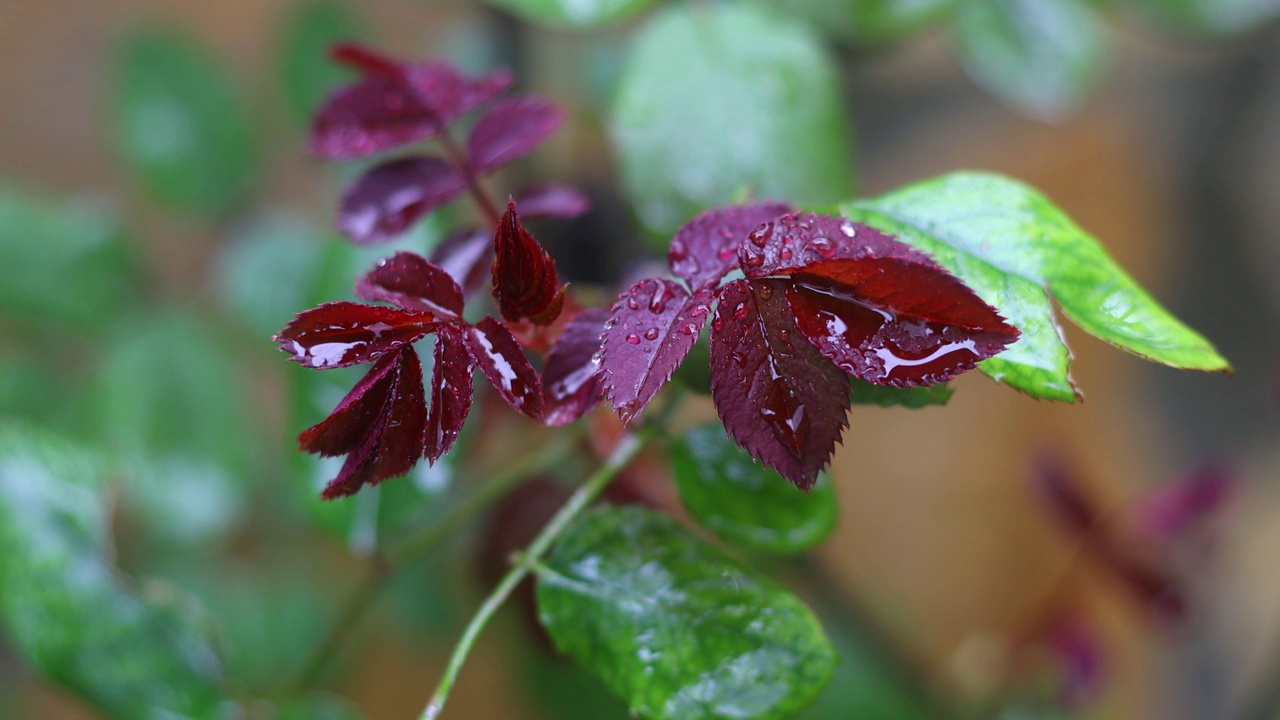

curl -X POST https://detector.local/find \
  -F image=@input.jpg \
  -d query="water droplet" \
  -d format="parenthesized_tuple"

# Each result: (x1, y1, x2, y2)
(779, 247, 792, 260)
(779, 328, 790, 340)
(625, 334, 641, 345)
(649, 284, 672, 313)
(690, 305, 708, 318)
(669, 239, 688, 261)
(757, 284, 773, 300)
(711, 317, 724, 331)
(604, 317, 617, 328)
(807, 236, 835, 259)
(590, 351, 602, 365)
(748, 224, 771, 247)
(840, 221, 857, 237)
(627, 296, 640, 311)
(716, 248, 736, 261)
(742, 251, 765, 268)
(733, 302, 749, 319)
(680, 323, 697, 335)
(731, 351, 748, 367)
(643, 328, 659, 341)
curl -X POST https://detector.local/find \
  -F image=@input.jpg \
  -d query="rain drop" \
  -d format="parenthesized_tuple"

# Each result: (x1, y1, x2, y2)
(748, 226, 770, 248)
(807, 236, 835, 258)
(742, 251, 765, 268)
(625, 334, 641, 345)
(627, 296, 640, 310)
(669, 239, 688, 261)
(643, 328, 659, 341)
(757, 284, 773, 300)
(839, 221, 857, 237)
(779, 247, 792, 260)
(731, 351, 748, 367)
(711, 317, 724, 331)
(733, 302, 749, 319)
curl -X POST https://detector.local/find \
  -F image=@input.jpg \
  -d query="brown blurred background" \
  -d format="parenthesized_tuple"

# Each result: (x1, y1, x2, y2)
(1, 1, 1278, 719)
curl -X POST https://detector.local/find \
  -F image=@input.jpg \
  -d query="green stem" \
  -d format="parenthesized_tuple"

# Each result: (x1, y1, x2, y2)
(418, 429, 652, 720)
(294, 434, 573, 689)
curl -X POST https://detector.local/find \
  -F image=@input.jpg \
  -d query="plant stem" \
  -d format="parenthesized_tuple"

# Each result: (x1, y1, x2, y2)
(294, 434, 574, 689)
(417, 429, 652, 720)
(437, 130, 502, 227)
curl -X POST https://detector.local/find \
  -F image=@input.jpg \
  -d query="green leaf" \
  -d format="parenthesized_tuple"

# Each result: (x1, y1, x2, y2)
(278, 0, 366, 124)
(272, 695, 366, 720)
(767, 0, 958, 43)
(611, 4, 855, 235)
(798, 610, 930, 720)
(482, 0, 658, 28)
(849, 379, 953, 408)
(1125, 0, 1280, 37)
(840, 172, 1231, 401)
(216, 213, 327, 339)
(0, 185, 139, 329)
(0, 423, 228, 719)
(109, 30, 257, 218)
(952, 0, 1107, 120)
(92, 311, 256, 543)
(536, 506, 836, 720)
(669, 424, 837, 553)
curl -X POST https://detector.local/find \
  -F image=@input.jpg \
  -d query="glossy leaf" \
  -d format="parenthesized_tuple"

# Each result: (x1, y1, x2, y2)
(669, 201, 792, 291)
(491, 199, 566, 325)
(482, 0, 658, 28)
(338, 156, 465, 244)
(670, 424, 837, 553)
(310, 346, 427, 499)
(109, 30, 256, 217)
(848, 378, 954, 408)
(275, 301, 433, 369)
(0, 186, 138, 330)
(430, 227, 492, 297)
(277, 0, 366, 123)
(512, 184, 591, 219)
(742, 212, 1018, 386)
(611, 4, 854, 233)
(311, 46, 512, 158)
(0, 423, 227, 718)
(425, 323, 476, 463)
(355, 251, 465, 318)
(468, 96, 564, 174)
(600, 279, 714, 424)
(953, 0, 1106, 120)
(536, 506, 837, 720)
(709, 279, 851, 490)
(841, 172, 1231, 401)
(542, 308, 609, 426)
(465, 316, 545, 420)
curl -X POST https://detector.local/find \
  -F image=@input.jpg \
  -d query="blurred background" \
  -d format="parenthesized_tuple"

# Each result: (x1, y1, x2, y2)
(0, 0, 1278, 719)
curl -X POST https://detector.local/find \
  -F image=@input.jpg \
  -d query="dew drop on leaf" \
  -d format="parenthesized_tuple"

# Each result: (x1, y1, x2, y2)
(626, 333, 641, 345)
(644, 328, 660, 341)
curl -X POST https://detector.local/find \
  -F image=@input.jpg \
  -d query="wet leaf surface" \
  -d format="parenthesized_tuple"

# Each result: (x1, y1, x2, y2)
(668, 202, 792, 291)
(468, 96, 564, 174)
(338, 156, 465, 244)
(542, 308, 609, 426)
(600, 279, 713, 424)
(709, 279, 850, 490)
(465, 316, 545, 420)
(275, 301, 433, 369)
(425, 323, 476, 463)
(355, 251, 465, 318)
(841, 172, 1231, 401)
(511, 184, 592, 219)
(491, 199, 566, 325)
(430, 227, 493, 297)
(670, 424, 837, 553)
(536, 506, 836, 720)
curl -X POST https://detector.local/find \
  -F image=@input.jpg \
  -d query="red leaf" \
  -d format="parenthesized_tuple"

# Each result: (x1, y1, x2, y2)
(356, 251, 464, 318)
(600, 279, 712, 424)
(511, 184, 591, 219)
(467, 97, 564, 174)
(739, 212, 1018, 386)
(338, 156, 465, 243)
(275, 301, 433, 369)
(430, 227, 492, 297)
(312, 46, 511, 159)
(669, 202, 792, 291)
(709, 279, 850, 490)
(314, 346, 427, 499)
(298, 350, 399, 457)
(425, 323, 476, 463)
(541, 308, 609, 426)
(465, 316, 545, 420)
(491, 199, 566, 326)
(1132, 462, 1235, 541)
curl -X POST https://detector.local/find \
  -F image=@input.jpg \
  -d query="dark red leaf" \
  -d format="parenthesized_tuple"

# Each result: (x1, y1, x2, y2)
(275, 301, 433, 369)
(1030, 452, 1100, 536)
(298, 350, 399, 457)
(669, 202, 792, 291)
(709, 279, 850, 490)
(356, 251, 465, 318)
(599, 279, 712, 425)
(315, 346, 427, 499)
(737, 213, 1018, 386)
(425, 323, 476, 463)
(338, 156, 465, 244)
(465, 316, 545, 420)
(467, 97, 563, 174)
(491, 198, 566, 326)
(429, 227, 492, 297)
(542, 308, 609, 426)
(511, 184, 591, 219)
(311, 46, 511, 159)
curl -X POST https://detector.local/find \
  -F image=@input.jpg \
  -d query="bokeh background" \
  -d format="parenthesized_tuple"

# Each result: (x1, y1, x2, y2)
(1, 0, 1278, 719)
